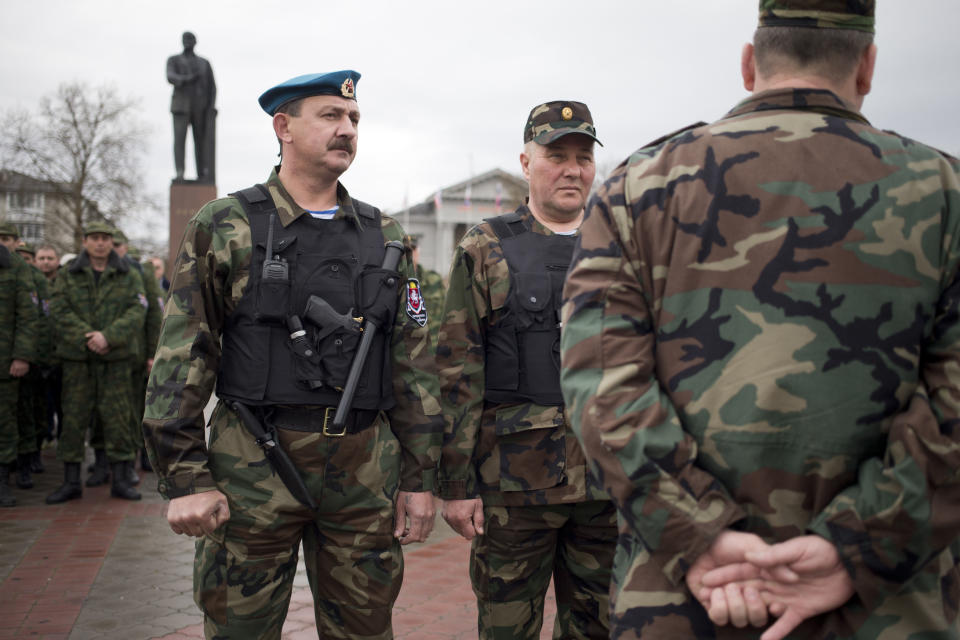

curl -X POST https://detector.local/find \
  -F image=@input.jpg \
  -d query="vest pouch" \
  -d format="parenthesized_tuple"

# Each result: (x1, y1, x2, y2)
(514, 272, 552, 316)
(289, 331, 325, 391)
(357, 267, 402, 328)
(317, 329, 361, 390)
(494, 404, 566, 492)
(255, 277, 290, 323)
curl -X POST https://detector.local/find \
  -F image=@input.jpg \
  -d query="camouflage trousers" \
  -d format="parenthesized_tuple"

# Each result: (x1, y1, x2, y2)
(89, 363, 145, 452)
(0, 379, 19, 464)
(471, 500, 617, 640)
(195, 402, 404, 640)
(58, 360, 136, 463)
(17, 367, 44, 455)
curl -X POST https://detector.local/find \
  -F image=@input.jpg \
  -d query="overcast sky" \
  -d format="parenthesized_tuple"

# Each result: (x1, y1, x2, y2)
(2, 0, 958, 246)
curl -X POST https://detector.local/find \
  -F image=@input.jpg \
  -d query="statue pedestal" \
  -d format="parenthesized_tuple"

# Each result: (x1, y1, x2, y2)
(169, 181, 217, 278)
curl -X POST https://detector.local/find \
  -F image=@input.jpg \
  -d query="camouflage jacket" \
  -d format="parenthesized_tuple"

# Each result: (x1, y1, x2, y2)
(143, 169, 441, 499)
(26, 264, 52, 366)
(0, 245, 38, 379)
(439, 205, 608, 506)
(51, 250, 146, 363)
(415, 263, 445, 348)
(123, 256, 164, 363)
(561, 88, 960, 636)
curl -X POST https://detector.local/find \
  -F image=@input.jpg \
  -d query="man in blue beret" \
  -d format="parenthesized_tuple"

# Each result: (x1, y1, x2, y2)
(143, 70, 442, 639)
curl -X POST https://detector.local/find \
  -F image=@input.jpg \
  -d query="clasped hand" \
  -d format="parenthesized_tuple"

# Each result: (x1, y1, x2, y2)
(685, 531, 854, 640)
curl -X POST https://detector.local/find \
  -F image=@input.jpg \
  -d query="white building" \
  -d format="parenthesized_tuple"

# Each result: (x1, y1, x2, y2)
(395, 168, 528, 277)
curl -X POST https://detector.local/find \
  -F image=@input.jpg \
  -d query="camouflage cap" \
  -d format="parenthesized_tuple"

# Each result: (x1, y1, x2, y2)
(83, 221, 116, 237)
(15, 242, 35, 255)
(0, 221, 19, 238)
(112, 228, 129, 244)
(759, 0, 875, 33)
(523, 101, 602, 147)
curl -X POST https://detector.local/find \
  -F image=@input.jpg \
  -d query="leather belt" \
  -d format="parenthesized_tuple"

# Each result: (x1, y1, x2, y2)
(270, 406, 379, 437)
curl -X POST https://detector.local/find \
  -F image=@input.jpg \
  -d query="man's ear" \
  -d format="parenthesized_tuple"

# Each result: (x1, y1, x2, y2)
(741, 43, 757, 92)
(273, 112, 292, 143)
(856, 43, 877, 97)
(519, 152, 531, 181)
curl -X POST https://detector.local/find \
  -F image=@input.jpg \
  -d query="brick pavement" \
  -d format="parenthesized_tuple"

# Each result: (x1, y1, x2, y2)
(0, 448, 558, 639)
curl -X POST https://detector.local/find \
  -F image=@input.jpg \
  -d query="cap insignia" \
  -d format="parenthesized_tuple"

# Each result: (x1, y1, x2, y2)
(561, 107, 573, 121)
(341, 78, 355, 98)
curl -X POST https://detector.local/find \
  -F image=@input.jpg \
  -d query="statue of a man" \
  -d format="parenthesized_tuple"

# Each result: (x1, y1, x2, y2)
(167, 31, 216, 182)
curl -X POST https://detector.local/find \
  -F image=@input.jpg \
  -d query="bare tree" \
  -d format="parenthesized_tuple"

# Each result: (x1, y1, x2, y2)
(1, 82, 154, 251)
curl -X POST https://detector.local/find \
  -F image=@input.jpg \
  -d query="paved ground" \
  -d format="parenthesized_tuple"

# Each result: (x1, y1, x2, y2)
(0, 448, 557, 639)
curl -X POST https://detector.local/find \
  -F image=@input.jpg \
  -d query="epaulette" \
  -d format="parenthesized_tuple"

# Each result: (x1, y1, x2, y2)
(641, 121, 708, 150)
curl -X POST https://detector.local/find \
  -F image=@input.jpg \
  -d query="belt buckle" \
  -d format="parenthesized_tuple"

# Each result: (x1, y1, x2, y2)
(321, 407, 347, 437)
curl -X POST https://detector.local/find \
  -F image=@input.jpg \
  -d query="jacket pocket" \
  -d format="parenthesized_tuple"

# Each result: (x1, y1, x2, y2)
(495, 404, 566, 492)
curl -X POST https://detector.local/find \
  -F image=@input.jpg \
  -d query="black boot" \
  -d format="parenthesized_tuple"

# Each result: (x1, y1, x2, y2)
(0, 464, 15, 507)
(110, 461, 141, 501)
(30, 450, 44, 474)
(85, 449, 110, 487)
(16, 454, 33, 489)
(140, 447, 152, 472)
(46, 462, 82, 504)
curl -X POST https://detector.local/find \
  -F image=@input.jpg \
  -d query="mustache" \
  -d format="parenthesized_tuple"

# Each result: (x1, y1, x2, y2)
(328, 138, 354, 154)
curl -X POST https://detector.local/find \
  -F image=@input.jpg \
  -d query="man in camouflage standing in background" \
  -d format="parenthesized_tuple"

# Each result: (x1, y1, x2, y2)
(11, 241, 52, 488)
(112, 229, 163, 477)
(561, 1, 960, 638)
(46, 221, 146, 504)
(0, 221, 38, 507)
(439, 101, 617, 639)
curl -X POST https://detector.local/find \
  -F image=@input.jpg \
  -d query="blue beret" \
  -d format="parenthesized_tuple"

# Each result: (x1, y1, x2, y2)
(258, 70, 361, 115)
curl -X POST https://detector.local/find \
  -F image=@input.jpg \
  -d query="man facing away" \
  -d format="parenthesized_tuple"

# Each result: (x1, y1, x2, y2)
(560, 1, 960, 638)
(143, 70, 441, 640)
(439, 101, 618, 639)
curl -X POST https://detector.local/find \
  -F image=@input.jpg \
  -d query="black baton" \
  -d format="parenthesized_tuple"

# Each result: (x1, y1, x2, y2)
(331, 241, 405, 430)
(230, 401, 318, 511)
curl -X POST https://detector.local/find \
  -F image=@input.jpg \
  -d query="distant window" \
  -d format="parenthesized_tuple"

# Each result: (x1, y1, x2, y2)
(7, 191, 44, 211)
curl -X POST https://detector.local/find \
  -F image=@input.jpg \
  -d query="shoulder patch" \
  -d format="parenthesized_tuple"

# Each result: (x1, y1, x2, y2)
(137, 292, 149, 309)
(405, 278, 428, 326)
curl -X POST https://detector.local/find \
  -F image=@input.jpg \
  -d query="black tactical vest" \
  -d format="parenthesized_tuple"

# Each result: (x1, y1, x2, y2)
(216, 184, 398, 409)
(483, 209, 576, 406)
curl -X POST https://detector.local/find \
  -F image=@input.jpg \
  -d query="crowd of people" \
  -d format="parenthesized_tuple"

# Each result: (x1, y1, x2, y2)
(2, 2, 959, 639)
(0, 220, 169, 507)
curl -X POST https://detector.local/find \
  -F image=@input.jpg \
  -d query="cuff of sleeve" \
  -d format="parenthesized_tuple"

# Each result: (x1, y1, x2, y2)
(809, 512, 883, 611)
(438, 478, 480, 501)
(400, 464, 437, 493)
(659, 498, 746, 587)
(157, 471, 218, 500)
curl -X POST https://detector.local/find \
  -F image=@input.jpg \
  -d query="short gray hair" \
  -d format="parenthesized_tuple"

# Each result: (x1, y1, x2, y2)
(754, 26, 873, 83)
